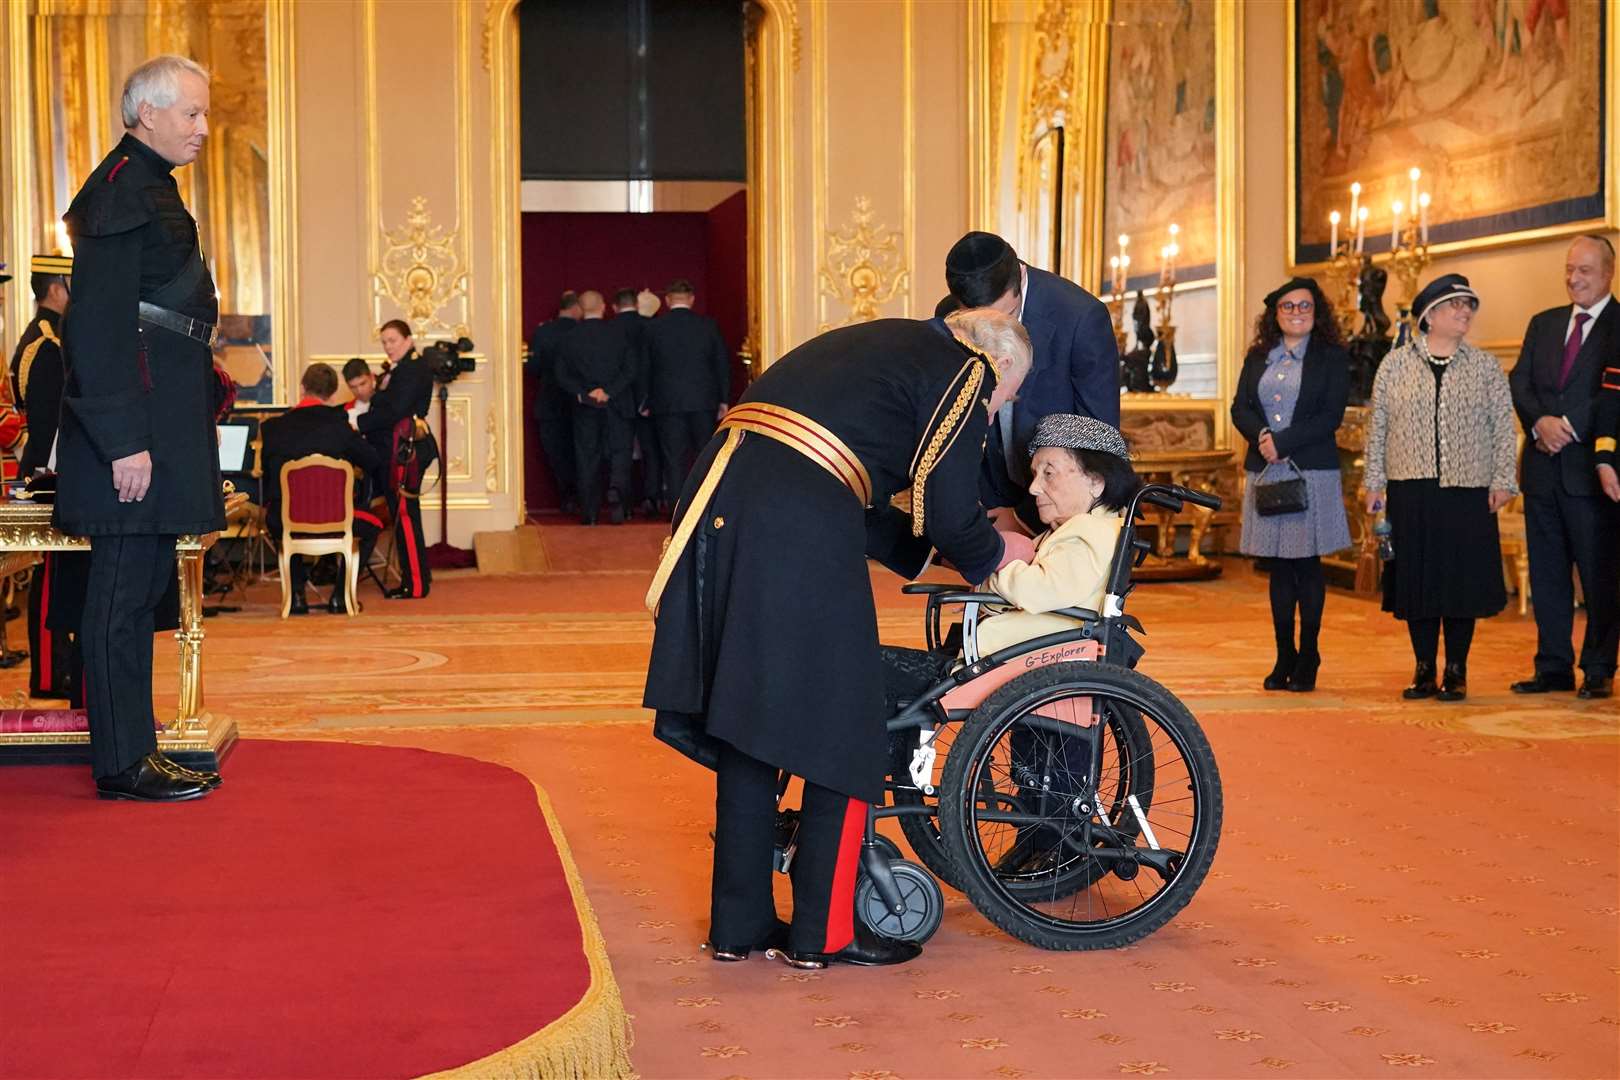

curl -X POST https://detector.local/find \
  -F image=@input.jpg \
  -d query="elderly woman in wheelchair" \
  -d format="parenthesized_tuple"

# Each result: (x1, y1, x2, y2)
(810, 414, 1226, 954)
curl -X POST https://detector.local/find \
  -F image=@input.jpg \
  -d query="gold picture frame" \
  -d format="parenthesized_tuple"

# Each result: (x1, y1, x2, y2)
(1287, 0, 1618, 270)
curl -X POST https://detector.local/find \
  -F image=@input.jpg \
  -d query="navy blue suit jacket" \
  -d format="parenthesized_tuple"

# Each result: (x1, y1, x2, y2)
(934, 264, 1120, 522)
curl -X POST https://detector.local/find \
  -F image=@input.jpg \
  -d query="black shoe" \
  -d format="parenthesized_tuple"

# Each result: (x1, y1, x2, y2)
(1402, 661, 1438, 700)
(383, 587, 424, 600)
(580, 513, 597, 526)
(327, 592, 356, 615)
(769, 923, 922, 969)
(607, 495, 626, 525)
(1510, 672, 1575, 694)
(1578, 675, 1613, 700)
(1437, 663, 1467, 702)
(96, 754, 210, 802)
(288, 593, 309, 616)
(704, 919, 790, 962)
(1263, 646, 1297, 691)
(1288, 650, 1320, 693)
(150, 754, 223, 790)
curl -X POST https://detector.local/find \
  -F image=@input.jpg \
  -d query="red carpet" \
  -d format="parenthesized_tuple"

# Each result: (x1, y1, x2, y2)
(0, 740, 617, 1079)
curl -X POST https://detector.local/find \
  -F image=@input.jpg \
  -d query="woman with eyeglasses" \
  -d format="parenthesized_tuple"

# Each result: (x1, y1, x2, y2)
(1363, 274, 1518, 702)
(1231, 277, 1352, 692)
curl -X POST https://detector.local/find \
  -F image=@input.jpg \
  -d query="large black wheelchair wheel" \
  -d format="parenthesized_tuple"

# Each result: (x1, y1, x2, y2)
(938, 661, 1221, 951)
(889, 721, 966, 891)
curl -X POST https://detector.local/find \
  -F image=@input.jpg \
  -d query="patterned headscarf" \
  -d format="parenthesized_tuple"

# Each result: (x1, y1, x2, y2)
(1028, 413, 1131, 461)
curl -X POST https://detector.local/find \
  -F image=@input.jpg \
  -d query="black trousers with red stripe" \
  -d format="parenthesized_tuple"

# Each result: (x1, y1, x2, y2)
(392, 487, 431, 597)
(711, 740, 865, 955)
(27, 553, 84, 705)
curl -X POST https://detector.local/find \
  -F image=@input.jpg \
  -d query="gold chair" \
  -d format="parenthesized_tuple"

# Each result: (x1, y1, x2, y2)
(277, 454, 360, 619)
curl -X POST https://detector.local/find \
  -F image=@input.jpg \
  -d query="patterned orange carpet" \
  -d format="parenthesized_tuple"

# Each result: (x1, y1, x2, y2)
(9, 520, 1615, 1078)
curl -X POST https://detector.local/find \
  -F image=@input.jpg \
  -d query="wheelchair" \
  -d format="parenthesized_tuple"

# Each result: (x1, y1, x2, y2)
(774, 482, 1225, 952)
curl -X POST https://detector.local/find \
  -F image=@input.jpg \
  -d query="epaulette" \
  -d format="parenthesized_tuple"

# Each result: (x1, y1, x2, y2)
(63, 150, 153, 239)
(908, 351, 993, 537)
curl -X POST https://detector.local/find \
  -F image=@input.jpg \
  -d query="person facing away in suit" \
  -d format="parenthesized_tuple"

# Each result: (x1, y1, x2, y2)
(934, 232, 1120, 532)
(642, 278, 732, 517)
(1507, 234, 1619, 700)
(526, 290, 582, 514)
(556, 289, 637, 524)
(613, 285, 662, 517)
(261, 363, 383, 615)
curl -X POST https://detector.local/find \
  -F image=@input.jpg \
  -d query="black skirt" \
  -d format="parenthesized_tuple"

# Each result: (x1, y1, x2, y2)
(1381, 479, 1506, 621)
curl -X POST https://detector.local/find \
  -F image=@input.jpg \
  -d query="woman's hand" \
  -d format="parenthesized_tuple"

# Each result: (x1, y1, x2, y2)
(1257, 431, 1280, 464)
(1363, 490, 1384, 515)
(1487, 489, 1514, 513)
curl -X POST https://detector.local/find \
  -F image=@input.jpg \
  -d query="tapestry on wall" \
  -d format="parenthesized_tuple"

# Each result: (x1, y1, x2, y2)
(1292, 0, 1610, 264)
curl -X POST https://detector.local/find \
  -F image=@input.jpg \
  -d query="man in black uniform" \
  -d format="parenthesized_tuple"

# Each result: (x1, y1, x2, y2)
(556, 290, 636, 524)
(526, 291, 580, 512)
(644, 278, 731, 515)
(261, 363, 383, 614)
(644, 309, 1033, 968)
(56, 55, 223, 801)
(356, 319, 434, 598)
(10, 254, 86, 702)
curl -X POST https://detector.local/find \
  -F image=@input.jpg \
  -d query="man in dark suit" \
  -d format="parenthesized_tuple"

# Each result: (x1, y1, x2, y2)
(556, 290, 636, 524)
(644, 278, 731, 514)
(526, 291, 580, 512)
(613, 286, 660, 515)
(261, 363, 384, 614)
(1508, 235, 1618, 700)
(935, 232, 1120, 530)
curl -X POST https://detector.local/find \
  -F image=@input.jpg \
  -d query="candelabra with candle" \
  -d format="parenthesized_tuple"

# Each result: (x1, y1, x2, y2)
(1151, 225, 1180, 390)
(1107, 233, 1131, 354)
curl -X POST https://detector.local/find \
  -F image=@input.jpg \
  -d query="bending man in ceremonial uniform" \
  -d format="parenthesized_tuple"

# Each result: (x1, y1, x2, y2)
(356, 320, 435, 599)
(644, 310, 1033, 968)
(10, 254, 87, 703)
(56, 55, 223, 800)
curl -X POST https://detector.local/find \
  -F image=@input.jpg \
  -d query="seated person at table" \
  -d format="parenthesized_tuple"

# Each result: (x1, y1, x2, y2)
(261, 363, 384, 614)
(882, 414, 1140, 705)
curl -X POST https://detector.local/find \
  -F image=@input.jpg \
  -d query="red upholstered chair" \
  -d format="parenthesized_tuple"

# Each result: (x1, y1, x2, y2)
(278, 454, 360, 619)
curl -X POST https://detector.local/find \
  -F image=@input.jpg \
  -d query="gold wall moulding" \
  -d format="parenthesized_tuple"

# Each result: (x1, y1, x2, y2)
(818, 196, 909, 332)
(373, 194, 470, 338)
(485, 404, 499, 493)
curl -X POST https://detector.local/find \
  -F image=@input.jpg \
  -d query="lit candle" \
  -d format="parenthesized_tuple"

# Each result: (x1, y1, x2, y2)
(1408, 167, 1420, 213)
(1356, 206, 1368, 253)
(1109, 255, 1121, 294)
(1167, 242, 1178, 278)
(1329, 210, 1340, 253)
(1391, 200, 1403, 246)
(55, 221, 72, 256)
(1418, 192, 1430, 246)
(1349, 182, 1361, 226)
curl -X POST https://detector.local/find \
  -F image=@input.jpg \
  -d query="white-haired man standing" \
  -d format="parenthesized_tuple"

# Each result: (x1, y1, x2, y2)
(56, 54, 224, 800)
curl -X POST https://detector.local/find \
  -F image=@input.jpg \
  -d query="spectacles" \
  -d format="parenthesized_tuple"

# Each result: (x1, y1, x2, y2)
(1441, 297, 1478, 311)
(1277, 300, 1314, 314)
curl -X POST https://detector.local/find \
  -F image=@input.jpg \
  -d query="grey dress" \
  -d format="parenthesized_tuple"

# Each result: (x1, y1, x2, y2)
(1240, 339, 1352, 558)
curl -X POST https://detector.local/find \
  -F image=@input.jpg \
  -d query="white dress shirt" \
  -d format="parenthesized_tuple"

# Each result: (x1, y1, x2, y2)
(1567, 292, 1611, 345)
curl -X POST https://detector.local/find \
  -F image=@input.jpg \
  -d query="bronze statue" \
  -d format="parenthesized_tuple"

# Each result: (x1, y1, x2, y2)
(1119, 291, 1156, 393)
(1346, 256, 1392, 405)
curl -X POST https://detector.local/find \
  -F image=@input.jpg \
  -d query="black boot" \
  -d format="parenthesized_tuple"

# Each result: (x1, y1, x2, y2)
(1402, 661, 1438, 700)
(703, 918, 790, 962)
(1437, 662, 1467, 702)
(1288, 650, 1320, 693)
(768, 923, 922, 969)
(1263, 644, 1297, 691)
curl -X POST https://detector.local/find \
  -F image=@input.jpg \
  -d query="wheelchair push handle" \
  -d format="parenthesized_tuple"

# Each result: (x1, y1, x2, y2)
(1137, 483, 1221, 515)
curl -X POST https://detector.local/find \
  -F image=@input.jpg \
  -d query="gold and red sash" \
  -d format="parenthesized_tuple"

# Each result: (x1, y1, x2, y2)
(645, 403, 871, 614)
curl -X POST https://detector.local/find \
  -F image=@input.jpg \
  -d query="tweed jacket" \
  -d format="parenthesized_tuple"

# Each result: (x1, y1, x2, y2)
(1363, 339, 1519, 495)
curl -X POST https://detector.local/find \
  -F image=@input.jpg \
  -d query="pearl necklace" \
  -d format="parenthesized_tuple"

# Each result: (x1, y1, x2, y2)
(1415, 333, 1456, 367)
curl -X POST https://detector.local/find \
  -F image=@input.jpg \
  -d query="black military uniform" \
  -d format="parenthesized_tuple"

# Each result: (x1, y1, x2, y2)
(644, 318, 1007, 965)
(261, 400, 384, 608)
(617, 309, 661, 512)
(645, 305, 731, 508)
(526, 315, 579, 510)
(356, 349, 434, 597)
(10, 259, 87, 703)
(555, 318, 637, 524)
(57, 133, 225, 782)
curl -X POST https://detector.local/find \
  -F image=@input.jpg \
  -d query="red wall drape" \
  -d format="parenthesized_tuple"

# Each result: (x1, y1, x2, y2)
(521, 200, 748, 511)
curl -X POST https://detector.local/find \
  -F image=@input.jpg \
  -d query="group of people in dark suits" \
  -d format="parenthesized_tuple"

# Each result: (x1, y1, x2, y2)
(527, 280, 732, 525)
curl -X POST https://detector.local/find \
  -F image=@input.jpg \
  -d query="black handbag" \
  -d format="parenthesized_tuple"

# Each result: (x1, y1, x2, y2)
(1253, 459, 1308, 517)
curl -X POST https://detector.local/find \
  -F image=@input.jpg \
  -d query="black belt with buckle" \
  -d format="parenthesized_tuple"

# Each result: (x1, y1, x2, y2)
(137, 301, 218, 347)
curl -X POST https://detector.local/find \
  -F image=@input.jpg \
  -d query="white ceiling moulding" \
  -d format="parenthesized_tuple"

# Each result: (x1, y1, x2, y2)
(520, 180, 746, 213)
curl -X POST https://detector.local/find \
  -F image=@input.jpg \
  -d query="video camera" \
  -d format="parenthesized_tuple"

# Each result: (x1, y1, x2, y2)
(421, 336, 476, 384)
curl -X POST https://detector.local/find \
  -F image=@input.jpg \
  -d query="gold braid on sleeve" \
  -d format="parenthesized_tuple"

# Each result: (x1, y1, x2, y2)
(909, 357, 987, 537)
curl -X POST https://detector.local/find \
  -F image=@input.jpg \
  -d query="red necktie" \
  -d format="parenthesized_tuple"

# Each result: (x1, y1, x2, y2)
(1558, 312, 1590, 388)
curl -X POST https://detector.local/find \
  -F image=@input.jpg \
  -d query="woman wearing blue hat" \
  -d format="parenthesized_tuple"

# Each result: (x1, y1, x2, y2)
(1363, 274, 1519, 702)
(1231, 277, 1352, 693)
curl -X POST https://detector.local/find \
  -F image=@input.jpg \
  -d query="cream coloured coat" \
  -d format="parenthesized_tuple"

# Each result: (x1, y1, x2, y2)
(976, 505, 1123, 656)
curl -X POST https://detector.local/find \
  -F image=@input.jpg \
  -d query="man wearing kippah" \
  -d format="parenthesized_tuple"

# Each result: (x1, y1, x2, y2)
(934, 232, 1120, 532)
